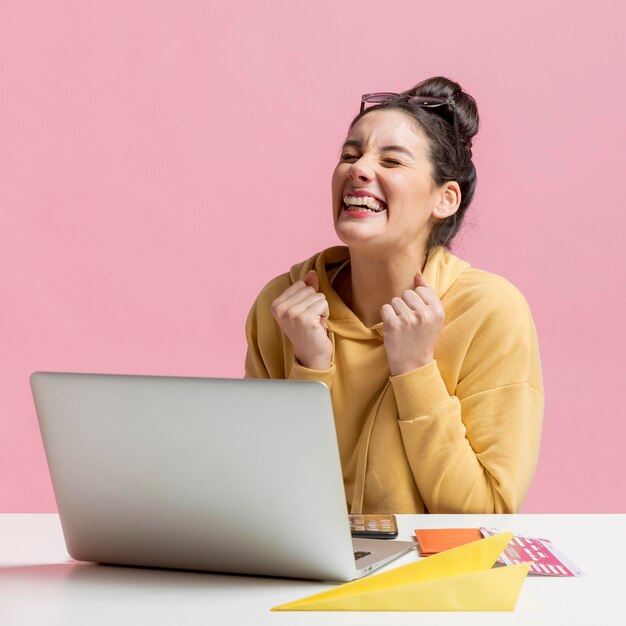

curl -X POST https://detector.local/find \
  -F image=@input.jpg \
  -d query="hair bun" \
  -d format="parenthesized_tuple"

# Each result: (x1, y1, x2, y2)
(405, 76, 479, 149)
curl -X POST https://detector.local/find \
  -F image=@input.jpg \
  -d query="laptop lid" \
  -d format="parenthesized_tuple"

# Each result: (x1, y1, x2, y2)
(31, 372, 364, 580)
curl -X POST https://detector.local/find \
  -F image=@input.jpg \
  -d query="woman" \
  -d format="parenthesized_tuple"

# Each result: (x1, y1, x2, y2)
(244, 76, 544, 515)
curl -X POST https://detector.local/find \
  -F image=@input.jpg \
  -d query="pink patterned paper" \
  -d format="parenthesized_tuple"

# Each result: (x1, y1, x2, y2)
(480, 527, 584, 577)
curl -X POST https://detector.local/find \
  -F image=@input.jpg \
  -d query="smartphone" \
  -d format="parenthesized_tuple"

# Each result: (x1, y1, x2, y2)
(349, 514, 399, 539)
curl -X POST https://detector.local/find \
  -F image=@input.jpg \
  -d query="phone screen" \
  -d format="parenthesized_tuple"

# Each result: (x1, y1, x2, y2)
(349, 514, 399, 539)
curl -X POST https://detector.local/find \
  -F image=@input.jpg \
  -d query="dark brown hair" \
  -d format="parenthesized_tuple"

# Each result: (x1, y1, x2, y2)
(348, 76, 479, 250)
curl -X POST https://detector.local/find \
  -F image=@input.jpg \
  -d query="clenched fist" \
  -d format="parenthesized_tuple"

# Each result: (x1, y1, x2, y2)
(381, 273, 445, 376)
(271, 270, 334, 370)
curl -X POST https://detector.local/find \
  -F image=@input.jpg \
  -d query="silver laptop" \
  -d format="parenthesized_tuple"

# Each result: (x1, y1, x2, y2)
(30, 372, 415, 581)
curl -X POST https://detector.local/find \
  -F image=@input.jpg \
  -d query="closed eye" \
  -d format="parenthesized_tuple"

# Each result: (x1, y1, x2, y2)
(383, 159, 401, 165)
(340, 153, 358, 161)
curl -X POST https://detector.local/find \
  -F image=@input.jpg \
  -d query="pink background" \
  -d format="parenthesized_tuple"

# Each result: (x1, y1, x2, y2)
(1, 0, 624, 512)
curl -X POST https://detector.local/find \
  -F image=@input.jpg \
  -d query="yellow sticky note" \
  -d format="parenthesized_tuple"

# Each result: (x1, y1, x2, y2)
(272, 531, 530, 612)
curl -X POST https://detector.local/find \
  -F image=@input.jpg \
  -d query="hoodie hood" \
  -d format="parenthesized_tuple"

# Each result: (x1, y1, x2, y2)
(288, 245, 471, 340)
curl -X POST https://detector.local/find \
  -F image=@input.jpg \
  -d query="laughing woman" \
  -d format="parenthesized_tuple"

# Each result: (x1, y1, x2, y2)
(244, 76, 544, 514)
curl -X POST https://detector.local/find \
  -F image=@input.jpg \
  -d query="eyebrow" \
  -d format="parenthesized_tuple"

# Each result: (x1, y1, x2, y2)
(341, 139, 414, 159)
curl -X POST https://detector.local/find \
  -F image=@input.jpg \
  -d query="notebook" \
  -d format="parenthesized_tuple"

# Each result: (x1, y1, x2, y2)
(30, 372, 415, 581)
(414, 528, 483, 555)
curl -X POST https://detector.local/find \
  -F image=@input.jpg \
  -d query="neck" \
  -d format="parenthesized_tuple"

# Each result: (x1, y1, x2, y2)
(345, 244, 429, 327)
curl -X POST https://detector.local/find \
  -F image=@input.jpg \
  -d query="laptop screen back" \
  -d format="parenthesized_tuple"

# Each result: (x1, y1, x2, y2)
(31, 373, 357, 580)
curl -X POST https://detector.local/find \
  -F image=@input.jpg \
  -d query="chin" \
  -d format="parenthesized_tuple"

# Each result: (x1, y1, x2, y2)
(334, 225, 381, 248)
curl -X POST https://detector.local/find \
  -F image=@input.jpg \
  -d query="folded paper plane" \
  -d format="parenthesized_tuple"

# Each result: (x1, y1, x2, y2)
(272, 531, 529, 612)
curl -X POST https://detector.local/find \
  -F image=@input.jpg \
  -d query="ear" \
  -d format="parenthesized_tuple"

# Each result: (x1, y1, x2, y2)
(431, 180, 461, 220)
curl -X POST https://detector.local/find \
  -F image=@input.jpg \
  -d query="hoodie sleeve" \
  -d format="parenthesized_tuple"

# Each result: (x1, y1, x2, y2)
(244, 275, 336, 389)
(389, 276, 544, 514)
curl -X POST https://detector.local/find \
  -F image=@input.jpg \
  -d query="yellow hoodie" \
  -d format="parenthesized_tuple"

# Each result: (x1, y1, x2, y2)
(244, 245, 544, 514)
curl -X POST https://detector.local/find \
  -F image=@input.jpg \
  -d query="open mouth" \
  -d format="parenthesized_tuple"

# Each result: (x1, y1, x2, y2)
(342, 194, 388, 213)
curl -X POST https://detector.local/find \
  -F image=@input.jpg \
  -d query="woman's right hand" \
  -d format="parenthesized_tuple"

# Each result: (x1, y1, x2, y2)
(271, 270, 333, 370)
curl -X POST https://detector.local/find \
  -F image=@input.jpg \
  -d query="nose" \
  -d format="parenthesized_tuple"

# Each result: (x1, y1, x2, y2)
(348, 156, 374, 183)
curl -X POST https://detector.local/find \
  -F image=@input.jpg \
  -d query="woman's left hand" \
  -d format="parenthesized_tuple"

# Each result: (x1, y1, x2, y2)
(380, 274, 445, 376)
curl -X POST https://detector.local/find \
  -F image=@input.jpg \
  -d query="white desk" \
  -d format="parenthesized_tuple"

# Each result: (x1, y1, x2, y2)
(0, 514, 623, 625)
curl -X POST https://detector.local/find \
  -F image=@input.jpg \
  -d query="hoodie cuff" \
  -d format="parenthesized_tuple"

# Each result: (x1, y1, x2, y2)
(288, 356, 336, 389)
(390, 360, 451, 419)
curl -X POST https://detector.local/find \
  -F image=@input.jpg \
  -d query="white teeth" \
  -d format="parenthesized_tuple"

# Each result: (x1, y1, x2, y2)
(343, 194, 386, 212)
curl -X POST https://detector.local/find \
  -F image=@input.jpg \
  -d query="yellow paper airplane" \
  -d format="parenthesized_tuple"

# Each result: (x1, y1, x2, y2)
(272, 531, 530, 611)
